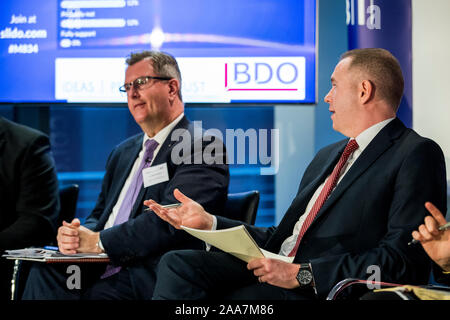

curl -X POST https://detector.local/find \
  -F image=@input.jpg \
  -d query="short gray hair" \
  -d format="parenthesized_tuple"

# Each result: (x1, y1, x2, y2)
(126, 51, 183, 101)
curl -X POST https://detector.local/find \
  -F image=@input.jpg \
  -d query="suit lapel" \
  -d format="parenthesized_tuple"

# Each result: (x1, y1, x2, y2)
(309, 118, 405, 228)
(97, 135, 143, 228)
(148, 115, 190, 167)
(267, 142, 346, 249)
(129, 116, 190, 219)
(266, 119, 406, 251)
(289, 145, 345, 221)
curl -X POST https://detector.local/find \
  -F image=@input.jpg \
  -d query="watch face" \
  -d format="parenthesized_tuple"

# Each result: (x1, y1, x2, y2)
(298, 269, 313, 285)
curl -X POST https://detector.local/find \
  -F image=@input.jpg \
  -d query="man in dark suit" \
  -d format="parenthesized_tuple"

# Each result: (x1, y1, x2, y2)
(23, 51, 229, 299)
(148, 48, 447, 300)
(0, 117, 59, 300)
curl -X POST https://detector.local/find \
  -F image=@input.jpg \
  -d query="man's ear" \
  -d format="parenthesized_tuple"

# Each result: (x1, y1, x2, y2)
(167, 79, 180, 101)
(360, 79, 374, 104)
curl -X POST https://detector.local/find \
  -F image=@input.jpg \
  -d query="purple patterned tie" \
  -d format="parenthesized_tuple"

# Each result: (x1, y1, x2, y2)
(101, 139, 159, 279)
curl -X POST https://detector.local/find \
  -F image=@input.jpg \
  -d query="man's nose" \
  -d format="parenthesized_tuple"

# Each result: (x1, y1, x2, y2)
(324, 89, 332, 104)
(129, 86, 140, 98)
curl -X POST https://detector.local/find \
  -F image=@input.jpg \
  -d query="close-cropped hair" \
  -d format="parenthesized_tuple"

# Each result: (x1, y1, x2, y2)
(341, 48, 404, 111)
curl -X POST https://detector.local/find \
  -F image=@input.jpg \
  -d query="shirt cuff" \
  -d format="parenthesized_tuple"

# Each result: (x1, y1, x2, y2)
(97, 236, 105, 252)
(205, 215, 217, 251)
(309, 263, 318, 296)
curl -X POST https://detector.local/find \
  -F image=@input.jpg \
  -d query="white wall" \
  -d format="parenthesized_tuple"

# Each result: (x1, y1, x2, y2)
(273, 0, 348, 224)
(412, 0, 450, 183)
(274, 106, 315, 223)
(412, 0, 450, 215)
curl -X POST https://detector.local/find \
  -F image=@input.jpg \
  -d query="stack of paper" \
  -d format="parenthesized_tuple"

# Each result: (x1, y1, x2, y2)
(181, 225, 294, 263)
(2, 248, 110, 263)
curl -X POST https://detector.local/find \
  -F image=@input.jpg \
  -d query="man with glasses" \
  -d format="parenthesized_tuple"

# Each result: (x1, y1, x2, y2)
(23, 51, 229, 300)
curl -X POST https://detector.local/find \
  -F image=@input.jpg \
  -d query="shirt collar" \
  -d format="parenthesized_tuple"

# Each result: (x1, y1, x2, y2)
(353, 117, 395, 153)
(142, 112, 184, 148)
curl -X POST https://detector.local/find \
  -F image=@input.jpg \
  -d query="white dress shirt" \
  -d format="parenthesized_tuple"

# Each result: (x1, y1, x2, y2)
(101, 113, 184, 231)
(278, 117, 394, 256)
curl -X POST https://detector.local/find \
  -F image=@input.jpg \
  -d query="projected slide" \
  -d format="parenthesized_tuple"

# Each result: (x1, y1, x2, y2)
(0, 0, 316, 104)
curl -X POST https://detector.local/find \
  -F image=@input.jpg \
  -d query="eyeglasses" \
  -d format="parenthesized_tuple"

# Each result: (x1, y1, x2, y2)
(119, 75, 172, 92)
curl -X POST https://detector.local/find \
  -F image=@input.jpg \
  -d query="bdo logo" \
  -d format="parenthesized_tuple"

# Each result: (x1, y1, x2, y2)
(225, 57, 305, 92)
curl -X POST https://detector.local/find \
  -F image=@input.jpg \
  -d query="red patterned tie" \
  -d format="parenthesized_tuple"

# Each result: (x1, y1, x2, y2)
(288, 139, 359, 257)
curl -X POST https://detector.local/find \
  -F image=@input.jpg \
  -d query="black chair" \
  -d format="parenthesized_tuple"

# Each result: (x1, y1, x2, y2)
(326, 278, 404, 300)
(55, 184, 80, 229)
(224, 190, 260, 225)
(11, 184, 79, 300)
(326, 277, 450, 300)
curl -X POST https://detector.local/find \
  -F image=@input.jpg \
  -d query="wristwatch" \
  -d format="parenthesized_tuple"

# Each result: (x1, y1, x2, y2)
(296, 263, 314, 287)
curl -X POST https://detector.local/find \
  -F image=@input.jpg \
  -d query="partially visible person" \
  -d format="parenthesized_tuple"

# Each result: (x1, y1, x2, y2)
(412, 202, 450, 286)
(361, 202, 450, 300)
(0, 117, 59, 300)
(23, 51, 229, 300)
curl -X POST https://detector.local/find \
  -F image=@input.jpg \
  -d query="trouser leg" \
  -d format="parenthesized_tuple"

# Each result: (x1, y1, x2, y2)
(152, 250, 255, 300)
(22, 262, 106, 300)
(224, 282, 316, 300)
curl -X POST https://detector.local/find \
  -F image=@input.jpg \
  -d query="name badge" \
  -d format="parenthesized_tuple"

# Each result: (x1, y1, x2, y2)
(142, 163, 169, 188)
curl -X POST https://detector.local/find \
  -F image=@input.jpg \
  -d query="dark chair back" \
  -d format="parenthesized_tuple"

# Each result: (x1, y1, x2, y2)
(224, 190, 260, 225)
(56, 184, 79, 226)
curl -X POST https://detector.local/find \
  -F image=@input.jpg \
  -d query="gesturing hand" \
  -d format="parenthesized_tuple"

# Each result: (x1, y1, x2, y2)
(144, 188, 214, 230)
(412, 202, 450, 272)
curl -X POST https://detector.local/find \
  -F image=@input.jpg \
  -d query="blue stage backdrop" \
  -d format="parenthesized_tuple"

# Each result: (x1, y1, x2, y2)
(346, 0, 412, 127)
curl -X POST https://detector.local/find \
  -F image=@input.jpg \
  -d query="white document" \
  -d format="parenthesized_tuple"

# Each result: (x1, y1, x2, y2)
(2, 248, 109, 263)
(143, 162, 169, 188)
(181, 225, 294, 263)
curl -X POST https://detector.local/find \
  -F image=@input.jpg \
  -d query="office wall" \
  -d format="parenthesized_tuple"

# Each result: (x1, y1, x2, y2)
(314, 0, 348, 152)
(274, 106, 315, 223)
(412, 0, 450, 215)
(274, 0, 348, 223)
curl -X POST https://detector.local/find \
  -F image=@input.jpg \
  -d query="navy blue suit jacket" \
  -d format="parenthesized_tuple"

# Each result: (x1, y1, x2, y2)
(218, 118, 447, 298)
(84, 116, 229, 298)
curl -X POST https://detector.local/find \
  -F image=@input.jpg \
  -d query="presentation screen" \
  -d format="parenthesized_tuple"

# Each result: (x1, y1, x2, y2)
(0, 0, 316, 104)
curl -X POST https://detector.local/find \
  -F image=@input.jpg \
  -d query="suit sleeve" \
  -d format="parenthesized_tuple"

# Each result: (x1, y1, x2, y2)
(309, 139, 447, 298)
(216, 215, 276, 248)
(432, 263, 450, 286)
(0, 135, 59, 250)
(99, 135, 229, 265)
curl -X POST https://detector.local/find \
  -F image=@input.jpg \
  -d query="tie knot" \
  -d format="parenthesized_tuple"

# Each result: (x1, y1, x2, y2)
(145, 139, 159, 152)
(343, 139, 359, 156)
(143, 139, 159, 166)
